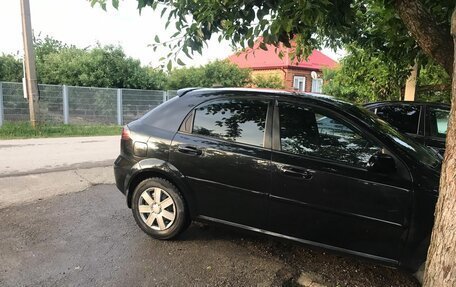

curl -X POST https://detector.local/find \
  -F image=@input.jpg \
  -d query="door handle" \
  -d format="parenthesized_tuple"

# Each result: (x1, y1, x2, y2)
(177, 144, 203, 156)
(280, 166, 313, 180)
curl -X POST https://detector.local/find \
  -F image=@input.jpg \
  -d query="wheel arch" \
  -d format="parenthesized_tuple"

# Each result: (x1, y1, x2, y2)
(126, 161, 197, 219)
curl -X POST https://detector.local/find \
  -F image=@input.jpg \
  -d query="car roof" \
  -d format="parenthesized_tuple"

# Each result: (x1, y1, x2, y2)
(364, 101, 450, 109)
(140, 87, 355, 133)
(179, 87, 294, 97)
(181, 87, 344, 105)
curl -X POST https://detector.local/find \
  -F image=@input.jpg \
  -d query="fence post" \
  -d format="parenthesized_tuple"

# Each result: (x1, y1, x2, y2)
(117, 89, 123, 125)
(62, 85, 69, 124)
(163, 91, 168, 103)
(0, 83, 4, 127)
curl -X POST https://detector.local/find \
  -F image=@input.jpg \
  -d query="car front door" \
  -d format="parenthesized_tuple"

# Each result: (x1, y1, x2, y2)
(169, 96, 273, 229)
(268, 100, 412, 262)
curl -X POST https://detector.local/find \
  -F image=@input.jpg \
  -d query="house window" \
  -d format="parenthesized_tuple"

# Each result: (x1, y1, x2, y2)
(311, 78, 323, 93)
(293, 76, 306, 92)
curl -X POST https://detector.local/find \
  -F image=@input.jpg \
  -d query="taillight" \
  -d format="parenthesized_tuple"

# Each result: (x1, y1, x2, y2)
(121, 126, 131, 141)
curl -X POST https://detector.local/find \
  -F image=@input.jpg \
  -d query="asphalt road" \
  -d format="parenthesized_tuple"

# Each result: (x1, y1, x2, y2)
(0, 136, 119, 176)
(0, 184, 418, 287)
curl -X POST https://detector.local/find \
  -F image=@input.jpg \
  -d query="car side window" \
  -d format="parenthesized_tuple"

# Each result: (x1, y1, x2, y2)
(279, 103, 381, 168)
(428, 107, 450, 138)
(192, 99, 269, 147)
(374, 105, 421, 134)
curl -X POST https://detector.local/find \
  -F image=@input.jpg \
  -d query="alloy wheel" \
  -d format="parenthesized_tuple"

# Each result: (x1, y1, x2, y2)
(138, 187, 176, 231)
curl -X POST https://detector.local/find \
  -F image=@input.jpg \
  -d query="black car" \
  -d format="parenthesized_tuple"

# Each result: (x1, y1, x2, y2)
(114, 88, 441, 272)
(364, 101, 450, 155)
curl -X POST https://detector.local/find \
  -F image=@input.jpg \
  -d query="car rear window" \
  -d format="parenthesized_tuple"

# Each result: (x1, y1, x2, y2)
(192, 99, 269, 147)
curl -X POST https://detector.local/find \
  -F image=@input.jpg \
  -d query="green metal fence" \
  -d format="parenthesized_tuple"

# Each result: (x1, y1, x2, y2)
(0, 82, 177, 126)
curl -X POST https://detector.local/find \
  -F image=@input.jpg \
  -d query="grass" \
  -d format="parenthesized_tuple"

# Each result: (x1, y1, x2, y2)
(0, 122, 122, 139)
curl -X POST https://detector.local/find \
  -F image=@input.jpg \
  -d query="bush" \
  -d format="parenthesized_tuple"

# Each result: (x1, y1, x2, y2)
(0, 54, 22, 82)
(167, 60, 251, 89)
(251, 74, 284, 89)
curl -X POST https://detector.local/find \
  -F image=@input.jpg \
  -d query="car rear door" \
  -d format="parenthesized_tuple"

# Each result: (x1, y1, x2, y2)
(169, 96, 273, 229)
(370, 104, 425, 145)
(424, 105, 449, 155)
(268, 100, 413, 262)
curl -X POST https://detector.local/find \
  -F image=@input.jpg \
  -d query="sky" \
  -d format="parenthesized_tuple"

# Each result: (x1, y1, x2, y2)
(0, 0, 344, 68)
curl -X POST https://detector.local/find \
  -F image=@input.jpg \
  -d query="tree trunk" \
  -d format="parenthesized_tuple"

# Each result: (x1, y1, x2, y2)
(423, 7, 456, 287)
(394, 0, 454, 76)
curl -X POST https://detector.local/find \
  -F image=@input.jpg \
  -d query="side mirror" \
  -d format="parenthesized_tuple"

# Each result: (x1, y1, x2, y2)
(367, 153, 396, 174)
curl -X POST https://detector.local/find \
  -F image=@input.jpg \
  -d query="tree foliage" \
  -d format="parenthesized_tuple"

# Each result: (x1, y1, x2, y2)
(167, 60, 250, 90)
(0, 54, 22, 82)
(251, 74, 284, 89)
(167, 60, 285, 90)
(91, 0, 453, 77)
(323, 46, 451, 104)
(38, 45, 167, 89)
(34, 35, 71, 61)
(0, 36, 167, 90)
(417, 62, 452, 103)
(323, 46, 409, 104)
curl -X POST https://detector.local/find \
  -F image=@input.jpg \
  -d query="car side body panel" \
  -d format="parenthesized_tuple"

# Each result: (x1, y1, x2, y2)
(169, 132, 272, 229)
(113, 88, 441, 272)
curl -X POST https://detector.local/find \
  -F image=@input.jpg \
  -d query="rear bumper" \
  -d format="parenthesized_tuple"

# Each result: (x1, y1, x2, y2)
(113, 155, 136, 195)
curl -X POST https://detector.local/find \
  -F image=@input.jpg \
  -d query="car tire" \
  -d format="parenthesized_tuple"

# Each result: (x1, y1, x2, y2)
(131, 177, 187, 240)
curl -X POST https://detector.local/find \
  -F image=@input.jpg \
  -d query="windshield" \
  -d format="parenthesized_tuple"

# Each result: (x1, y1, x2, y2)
(349, 105, 441, 169)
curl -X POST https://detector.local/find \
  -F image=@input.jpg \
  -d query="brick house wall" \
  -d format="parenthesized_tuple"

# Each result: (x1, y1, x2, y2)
(251, 68, 324, 92)
(285, 68, 324, 92)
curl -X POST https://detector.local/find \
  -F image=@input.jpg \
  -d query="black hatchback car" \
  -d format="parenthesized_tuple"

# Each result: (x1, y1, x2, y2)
(364, 101, 450, 155)
(114, 88, 441, 272)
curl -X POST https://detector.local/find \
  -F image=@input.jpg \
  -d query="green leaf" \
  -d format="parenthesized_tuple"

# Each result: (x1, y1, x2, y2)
(259, 42, 268, 51)
(167, 60, 173, 71)
(137, 0, 145, 9)
(271, 22, 280, 35)
(160, 8, 167, 17)
(247, 38, 254, 48)
(182, 45, 193, 59)
(154, 35, 160, 43)
(112, 0, 119, 9)
(245, 28, 252, 39)
(285, 19, 293, 33)
(176, 58, 185, 66)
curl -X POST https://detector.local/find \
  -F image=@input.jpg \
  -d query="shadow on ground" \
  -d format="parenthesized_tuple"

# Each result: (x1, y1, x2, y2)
(0, 185, 419, 287)
(182, 223, 418, 287)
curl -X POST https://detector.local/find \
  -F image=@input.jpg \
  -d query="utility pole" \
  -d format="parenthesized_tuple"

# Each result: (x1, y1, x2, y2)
(20, 0, 39, 127)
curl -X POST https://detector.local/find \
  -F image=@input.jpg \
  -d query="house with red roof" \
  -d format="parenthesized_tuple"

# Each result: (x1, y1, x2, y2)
(228, 39, 338, 93)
